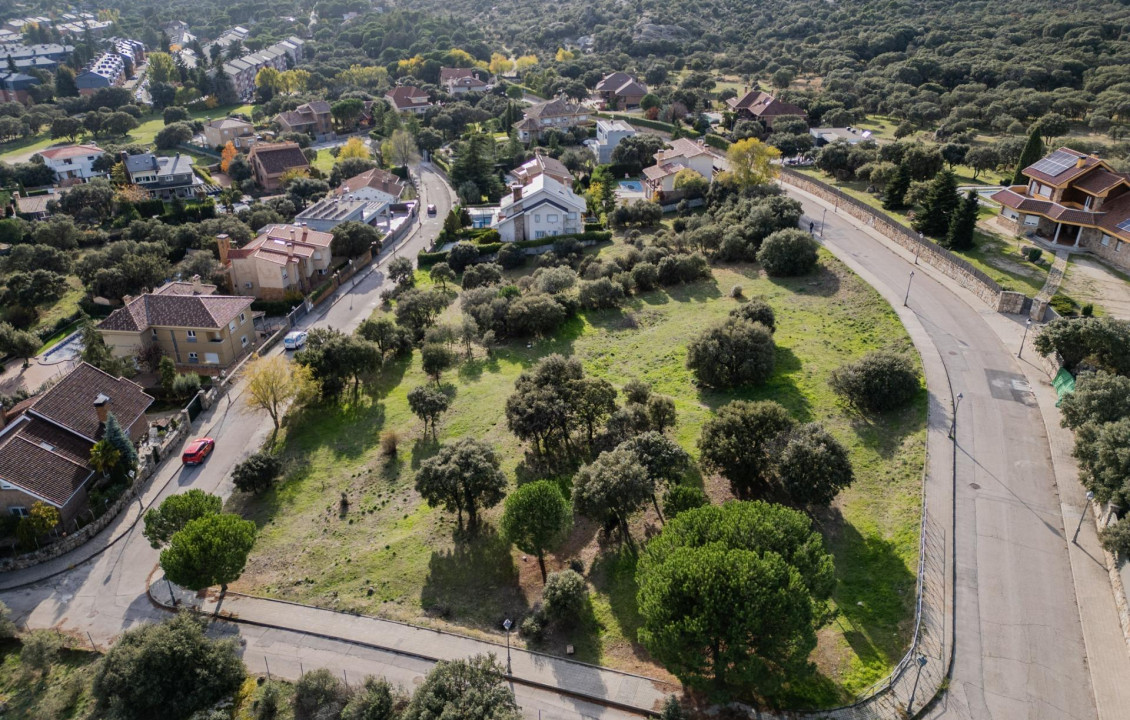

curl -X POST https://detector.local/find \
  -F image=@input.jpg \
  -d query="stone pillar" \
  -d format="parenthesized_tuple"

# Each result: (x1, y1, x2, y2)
(1053, 223, 1062, 243)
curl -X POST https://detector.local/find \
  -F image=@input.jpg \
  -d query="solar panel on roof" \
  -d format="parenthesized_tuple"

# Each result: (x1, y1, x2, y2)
(1117, 218, 1130, 233)
(1030, 150, 1079, 177)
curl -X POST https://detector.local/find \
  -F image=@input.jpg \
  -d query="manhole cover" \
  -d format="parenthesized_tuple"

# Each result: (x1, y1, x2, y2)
(969, 483, 981, 489)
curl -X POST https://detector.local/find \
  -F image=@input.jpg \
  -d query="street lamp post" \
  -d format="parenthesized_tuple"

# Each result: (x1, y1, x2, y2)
(915, 232, 923, 264)
(1018, 318, 1032, 358)
(903, 271, 915, 307)
(503, 618, 513, 674)
(908, 655, 928, 712)
(949, 392, 964, 439)
(1072, 491, 1096, 544)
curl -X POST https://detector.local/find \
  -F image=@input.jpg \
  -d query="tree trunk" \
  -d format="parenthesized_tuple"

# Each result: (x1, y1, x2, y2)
(537, 552, 547, 582)
(651, 493, 665, 524)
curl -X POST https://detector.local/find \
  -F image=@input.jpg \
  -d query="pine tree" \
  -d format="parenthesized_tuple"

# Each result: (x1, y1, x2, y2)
(55, 66, 78, 97)
(882, 163, 911, 211)
(103, 412, 139, 478)
(1012, 128, 1044, 185)
(914, 169, 959, 238)
(945, 190, 980, 250)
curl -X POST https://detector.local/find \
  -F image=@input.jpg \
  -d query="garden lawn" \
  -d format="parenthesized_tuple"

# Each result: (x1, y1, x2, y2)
(231, 243, 925, 707)
(0, 639, 99, 719)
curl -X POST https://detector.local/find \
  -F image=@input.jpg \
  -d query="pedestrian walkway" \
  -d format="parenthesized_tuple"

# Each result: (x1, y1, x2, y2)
(149, 570, 674, 715)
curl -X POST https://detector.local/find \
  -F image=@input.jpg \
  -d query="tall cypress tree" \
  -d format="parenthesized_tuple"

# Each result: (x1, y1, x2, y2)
(882, 163, 911, 211)
(945, 190, 979, 250)
(914, 169, 960, 238)
(102, 411, 139, 483)
(1012, 128, 1044, 185)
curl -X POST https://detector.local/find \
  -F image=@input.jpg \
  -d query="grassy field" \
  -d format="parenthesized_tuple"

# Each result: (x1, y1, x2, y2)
(231, 239, 926, 706)
(0, 637, 100, 719)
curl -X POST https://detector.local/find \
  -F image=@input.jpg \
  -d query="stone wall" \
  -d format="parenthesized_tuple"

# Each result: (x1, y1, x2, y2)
(779, 169, 1004, 308)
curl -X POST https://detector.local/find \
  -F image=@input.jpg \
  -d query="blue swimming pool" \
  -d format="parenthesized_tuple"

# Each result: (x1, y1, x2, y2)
(619, 180, 644, 192)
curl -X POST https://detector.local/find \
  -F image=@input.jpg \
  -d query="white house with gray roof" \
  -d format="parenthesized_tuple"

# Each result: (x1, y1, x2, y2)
(122, 152, 203, 200)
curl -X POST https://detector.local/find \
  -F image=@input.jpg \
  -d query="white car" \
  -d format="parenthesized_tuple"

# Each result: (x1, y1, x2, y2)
(283, 331, 308, 350)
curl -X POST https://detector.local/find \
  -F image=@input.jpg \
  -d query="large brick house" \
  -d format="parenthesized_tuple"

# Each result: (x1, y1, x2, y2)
(594, 72, 647, 110)
(726, 89, 807, 128)
(0, 363, 152, 527)
(222, 224, 334, 300)
(513, 97, 591, 143)
(992, 147, 1130, 269)
(247, 142, 310, 191)
(275, 101, 333, 139)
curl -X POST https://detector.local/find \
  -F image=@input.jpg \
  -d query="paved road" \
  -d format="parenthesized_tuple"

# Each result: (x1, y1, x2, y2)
(785, 185, 1122, 719)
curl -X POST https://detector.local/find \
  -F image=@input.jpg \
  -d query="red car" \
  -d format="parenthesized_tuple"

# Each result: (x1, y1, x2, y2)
(182, 438, 215, 466)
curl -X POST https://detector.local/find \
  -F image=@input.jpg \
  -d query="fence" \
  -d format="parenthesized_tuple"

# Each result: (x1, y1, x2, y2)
(779, 167, 1005, 309)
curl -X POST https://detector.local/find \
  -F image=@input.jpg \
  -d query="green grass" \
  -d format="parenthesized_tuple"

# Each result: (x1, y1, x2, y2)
(33, 275, 86, 335)
(232, 242, 925, 705)
(0, 637, 99, 719)
(311, 148, 337, 175)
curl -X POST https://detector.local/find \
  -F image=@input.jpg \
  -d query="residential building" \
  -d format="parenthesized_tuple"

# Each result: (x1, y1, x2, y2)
(334, 168, 406, 208)
(36, 144, 106, 182)
(218, 36, 305, 101)
(221, 224, 335, 300)
(275, 100, 333, 139)
(991, 147, 1130, 268)
(203, 117, 257, 150)
(0, 362, 152, 527)
(75, 52, 127, 95)
(0, 43, 73, 73)
(12, 190, 55, 220)
(513, 97, 591, 142)
(294, 195, 387, 233)
(589, 119, 637, 164)
(509, 153, 574, 188)
(56, 18, 112, 37)
(122, 152, 203, 200)
(110, 38, 146, 67)
(491, 174, 586, 243)
(726, 89, 807, 128)
(809, 127, 871, 147)
(0, 71, 39, 104)
(439, 67, 488, 95)
(385, 86, 432, 114)
(642, 138, 719, 195)
(96, 284, 256, 373)
(594, 72, 647, 109)
(247, 142, 310, 191)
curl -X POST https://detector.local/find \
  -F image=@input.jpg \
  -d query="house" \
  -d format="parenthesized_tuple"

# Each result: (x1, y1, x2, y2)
(385, 86, 432, 114)
(96, 284, 256, 373)
(36, 145, 106, 182)
(334, 168, 406, 208)
(122, 152, 203, 200)
(509, 153, 574, 188)
(726, 89, 807, 128)
(221, 224, 335, 300)
(991, 147, 1130, 268)
(589, 119, 637, 164)
(809, 127, 871, 147)
(595, 72, 647, 110)
(203, 117, 257, 150)
(642, 138, 719, 195)
(294, 195, 387, 233)
(0, 43, 73, 73)
(513, 97, 591, 142)
(491, 174, 586, 243)
(218, 36, 305, 101)
(0, 71, 40, 104)
(12, 190, 55, 220)
(275, 101, 333, 139)
(439, 67, 488, 95)
(247, 142, 310, 191)
(0, 362, 152, 527)
(75, 52, 128, 95)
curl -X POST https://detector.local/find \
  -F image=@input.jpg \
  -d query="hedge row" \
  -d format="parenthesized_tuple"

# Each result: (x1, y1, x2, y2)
(704, 133, 731, 151)
(584, 222, 604, 232)
(598, 113, 701, 138)
(418, 231, 614, 267)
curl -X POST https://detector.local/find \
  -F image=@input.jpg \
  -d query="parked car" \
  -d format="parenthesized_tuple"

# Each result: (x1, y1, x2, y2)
(427, 203, 437, 216)
(284, 330, 308, 350)
(182, 437, 215, 465)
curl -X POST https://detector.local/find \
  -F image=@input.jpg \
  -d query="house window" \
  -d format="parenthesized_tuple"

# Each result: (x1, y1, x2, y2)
(282, 269, 289, 280)
(151, 328, 158, 339)
(535, 231, 546, 239)
(1102, 235, 1111, 247)
(241, 335, 249, 347)
(188, 352, 199, 363)
(8, 507, 29, 518)
(205, 353, 220, 364)
(1117, 242, 1123, 253)
(547, 214, 558, 223)
(239, 312, 246, 324)
(245, 282, 253, 289)
(186, 330, 197, 342)
(534, 214, 541, 222)
(229, 320, 237, 332)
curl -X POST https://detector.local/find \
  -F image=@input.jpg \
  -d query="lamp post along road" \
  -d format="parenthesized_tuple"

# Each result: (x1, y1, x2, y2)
(949, 392, 964, 439)
(1018, 318, 1032, 358)
(503, 618, 513, 674)
(1073, 491, 1096, 544)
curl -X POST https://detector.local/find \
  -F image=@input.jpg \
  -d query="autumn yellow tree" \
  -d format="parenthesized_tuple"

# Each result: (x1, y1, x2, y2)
(397, 55, 426, 78)
(245, 354, 316, 443)
(488, 53, 514, 77)
(382, 129, 418, 168)
(116, 184, 149, 205)
(555, 48, 575, 62)
(279, 167, 311, 184)
(220, 141, 237, 172)
(514, 55, 538, 74)
(725, 138, 781, 188)
(147, 52, 178, 84)
(281, 69, 311, 94)
(338, 137, 371, 161)
(335, 65, 388, 90)
(445, 49, 476, 67)
(255, 67, 284, 94)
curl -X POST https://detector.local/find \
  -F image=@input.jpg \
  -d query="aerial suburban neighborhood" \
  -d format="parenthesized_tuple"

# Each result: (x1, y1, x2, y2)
(0, 1, 1129, 719)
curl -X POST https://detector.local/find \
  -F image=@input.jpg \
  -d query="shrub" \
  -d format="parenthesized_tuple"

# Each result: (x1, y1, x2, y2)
(1026, 247, 1043, 263)
(757, 229, 819, 276)
(630, 261, 659, 291)
(171, 372, 201, 398)
(497, 242, 526, 269)
(1082, 303, 1094, 317)
(663, 485, 709, 519)
(256, 681, 285, 720)
(231, 453, 281, 494)
(380, 430, 399, 456)
(342, 677, 399, 720)
(730, 297, 776, 332)
(1100, 516, 1130, 558)
(775, 424, 855, 506)
(830, 351, 920, 412)
(520, 610, 547, 641)
(730, 285, 743, 299)
(578, 277, 625, 309)
(462, 262, 503, 289)
(447, 242, 480, 272)
(20, 629, 63, 674)
(542, 569, 587, 626)
(686, 318, 776, 388)
(294, 669, 349, 720)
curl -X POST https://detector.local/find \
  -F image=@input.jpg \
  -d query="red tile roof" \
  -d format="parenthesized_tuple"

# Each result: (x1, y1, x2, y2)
(29, 362, 153, 441)
(98, 294, 255, 333)
(248, 142, 310, 177)
(336, 168, 406, 199)
(439, 67, 475, 83)
(0, 417, 93, 506)
(726, 90, 806, 119)
(1022, 147, 1103, 186)
(385, 86, 430, 110)
(38, 144, 103, 160)
(1073, 168, 1129, 196)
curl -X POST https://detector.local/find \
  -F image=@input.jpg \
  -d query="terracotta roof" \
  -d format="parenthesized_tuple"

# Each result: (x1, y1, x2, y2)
(29, 362, 153, 441)
(1022, 148, 1103, 186)
(153, 279, 218, 296)
(385, 86, 430, 110)
(1096, 194, 1130, 240)
(336, 168, 406, 199)
(1073, 168, 1129, 196)
(207, 117, 252, 131)
(656, 138, 715, 164)
(0, 417, 92, 506)
(98, 294, 254, 333)
(439, 67, 475, 83)
(15, 193, 52, 215)
(248, 142, 310, 176)
(727, 90, 806, 119)
(449, 75, 487, 89)
(643, 161, 686, 181)
(236, 223, 333, 264)
(38, 144, 103, 160)
(514, 154, 572, 185)
(525, 97, 586, 120)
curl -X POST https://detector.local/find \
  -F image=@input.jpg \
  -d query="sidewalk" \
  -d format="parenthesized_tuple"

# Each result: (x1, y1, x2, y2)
(150, 570, 674, 716)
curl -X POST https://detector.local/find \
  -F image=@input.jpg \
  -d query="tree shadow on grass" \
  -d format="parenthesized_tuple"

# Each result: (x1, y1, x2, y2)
(420, 524, 528, 629)
(664, 278, 722, 304)
(588, 547, 647, 658)
(765, 264, 842, 298)
(410, 437, 440, 469)
(846, 393, 928, 460)
(457, 354, 501, 381)
(366, 354, 412, 401)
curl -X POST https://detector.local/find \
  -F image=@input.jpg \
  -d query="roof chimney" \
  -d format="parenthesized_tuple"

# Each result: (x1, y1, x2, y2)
(94, 393, 110, 426)
(190, 274, 203, 293)
(1076, 156, 1086, 169)
(513, 186, 522, 201)
(216, 234, 231, 265)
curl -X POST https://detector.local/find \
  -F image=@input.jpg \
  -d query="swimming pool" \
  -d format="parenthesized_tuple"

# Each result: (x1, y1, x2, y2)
(619, 180, 644, 192)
